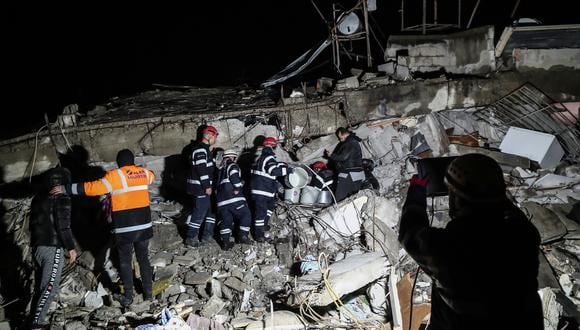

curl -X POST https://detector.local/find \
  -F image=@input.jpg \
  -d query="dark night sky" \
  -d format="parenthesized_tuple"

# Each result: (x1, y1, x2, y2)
(2, 1, 578, 139)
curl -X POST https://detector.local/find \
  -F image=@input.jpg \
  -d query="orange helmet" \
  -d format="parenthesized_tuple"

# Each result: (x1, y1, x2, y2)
(312, 161, 327, 170)
(202, 125, 218, 137)
(263, 137, 278, 148)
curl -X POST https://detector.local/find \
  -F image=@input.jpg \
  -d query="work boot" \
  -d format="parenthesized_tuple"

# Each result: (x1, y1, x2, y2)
(185, 237, 201, 248)
(114, 293, 133, 308)
(221, 240, 235, 251)
(238, 235, 252, 245)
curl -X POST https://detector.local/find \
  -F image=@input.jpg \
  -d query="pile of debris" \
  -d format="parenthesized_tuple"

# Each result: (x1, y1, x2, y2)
(1, 86, 579, 329)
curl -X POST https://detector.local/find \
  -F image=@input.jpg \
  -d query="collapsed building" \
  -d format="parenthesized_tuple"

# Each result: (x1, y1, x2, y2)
(0, 10, 579, 330)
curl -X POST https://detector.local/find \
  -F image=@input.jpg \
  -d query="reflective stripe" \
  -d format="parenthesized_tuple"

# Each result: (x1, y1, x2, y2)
(220, 229, 232, 234)
(207, 162, 214, 167)
(252, 190, 276, 197)
(111, 185, 149, 196)
(116, 169, 128, 188)
(219, 178, 231, 184)
(233, 182, 243, 188)
(350, 171, 365, 182)
(200, 175, 210, 180)
(195, 159, 207, 165)
(113, 222, 152, 234)
(338, 172, 349, 179)
(240, 226, 250, 232)
(217, 197, 246, 207)
(187, 179, 201, 185)
(71, 183, 79, 195)
(235, 204, 245, 210)
(251, 170, 275, 180)
(101, 178, 113, 193)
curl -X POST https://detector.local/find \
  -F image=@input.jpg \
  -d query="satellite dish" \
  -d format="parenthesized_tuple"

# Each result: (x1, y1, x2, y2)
(337, 12, 362, 36)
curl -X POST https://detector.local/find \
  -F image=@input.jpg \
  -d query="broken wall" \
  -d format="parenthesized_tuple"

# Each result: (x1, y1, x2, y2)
(385, 26, 496, 75)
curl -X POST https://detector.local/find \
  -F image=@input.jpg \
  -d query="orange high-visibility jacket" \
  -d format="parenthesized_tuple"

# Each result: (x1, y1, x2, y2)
(71, 165, 155, 212)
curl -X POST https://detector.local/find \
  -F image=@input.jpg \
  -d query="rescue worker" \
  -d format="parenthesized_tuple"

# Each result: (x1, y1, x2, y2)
(30, 168, 77, 329)
(217, 149, 252, 250)
(398, 154, 543, 330)
(185, 125, 218, 247)
(53, 149, 155, 307)
(250, 137, 291, 242)
(324, 127, 364, 201)
(309, 161, 334, 192)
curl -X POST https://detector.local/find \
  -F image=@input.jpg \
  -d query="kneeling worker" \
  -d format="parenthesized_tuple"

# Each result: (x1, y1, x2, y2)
(217, 149, 252, 250)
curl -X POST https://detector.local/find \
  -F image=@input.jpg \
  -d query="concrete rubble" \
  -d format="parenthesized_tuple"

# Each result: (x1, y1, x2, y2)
(0, 20, 579, 330)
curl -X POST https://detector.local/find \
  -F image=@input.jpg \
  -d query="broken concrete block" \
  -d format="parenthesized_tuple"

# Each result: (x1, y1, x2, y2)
(361, 72, 378, 81)
(150, 251, 173, 268)
(300, 252, 388, 306)
(377, 62, 396, 75)
(184, 271, 212, 286)
(245, 311, 307, 330)
(538, 287, 562, 330)
(186, 313, 227, 330)
(316, 77, 334, 94)
(224, 276, 247, 292)
(500, 127, 565, 169)
(200, 295, 226, 318)
(173, 255, 196, 267)
(522, 202, 567, 244)
(64, 321, 86, 330)
(367, 279, 387, 314)
(533, 173, 580, 190)
(315, 194, 368, 245)
(336, 76, 360, 90)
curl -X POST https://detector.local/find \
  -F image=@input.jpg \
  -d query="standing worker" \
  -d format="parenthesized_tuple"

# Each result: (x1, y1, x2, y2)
(251, 137, 291, 242)
(399, 154, 542, 329)
(52, 149, 155, 307)
(324, 127, 364, 201)
(216, 149, 252, 250)
(185, 125, 218, 247)
(30, 168, 77, 329)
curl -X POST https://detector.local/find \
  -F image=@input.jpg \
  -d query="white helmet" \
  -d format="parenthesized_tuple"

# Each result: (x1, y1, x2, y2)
(223, 149, 239, 160)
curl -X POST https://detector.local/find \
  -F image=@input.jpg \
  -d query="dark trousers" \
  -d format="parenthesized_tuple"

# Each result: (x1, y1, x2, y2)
(253, 195, 276, 238)
(186, 195, 215, 240)
(117, 239, 152, 299)
(218, 202, 252, 242)
(335, 171, 363, 202)
(32, 246, 65, 327)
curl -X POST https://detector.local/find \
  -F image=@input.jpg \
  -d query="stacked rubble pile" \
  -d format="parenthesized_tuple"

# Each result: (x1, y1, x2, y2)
(1, 104, 579, 329)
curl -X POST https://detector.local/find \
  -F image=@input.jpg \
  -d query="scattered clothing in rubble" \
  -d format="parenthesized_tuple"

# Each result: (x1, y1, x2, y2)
(30, 168, 76, 328)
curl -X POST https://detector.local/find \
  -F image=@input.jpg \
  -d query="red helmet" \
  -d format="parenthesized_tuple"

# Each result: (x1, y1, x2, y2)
(263, 137, 278, 148)
(312, 161, 327, 170)
(202, 125, 218, 137)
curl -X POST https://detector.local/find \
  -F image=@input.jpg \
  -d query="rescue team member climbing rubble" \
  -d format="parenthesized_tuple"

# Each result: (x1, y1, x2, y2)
(216, 149, 252, 250)
(52, 149, 156, 308)
(185, 125, 218, 248)
(29, 168, 77, 329)
(251, 137, 292, 242)
(324, 127, 364, 201)
(399, 154, 543, 330)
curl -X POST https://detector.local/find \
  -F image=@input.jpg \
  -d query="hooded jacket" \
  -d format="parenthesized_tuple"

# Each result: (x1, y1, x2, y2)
(398, 184, 543, 330)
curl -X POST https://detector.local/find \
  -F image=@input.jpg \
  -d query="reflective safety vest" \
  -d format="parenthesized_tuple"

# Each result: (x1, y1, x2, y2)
(71, 165, 155, 212)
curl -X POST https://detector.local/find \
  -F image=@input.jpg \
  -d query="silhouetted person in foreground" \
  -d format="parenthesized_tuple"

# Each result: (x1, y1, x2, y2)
(399, 154, 543, 330)
(29, 168, 77, 329)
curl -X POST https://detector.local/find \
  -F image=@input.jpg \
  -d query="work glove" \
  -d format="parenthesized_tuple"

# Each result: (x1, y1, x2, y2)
(409, 174, 429, 188)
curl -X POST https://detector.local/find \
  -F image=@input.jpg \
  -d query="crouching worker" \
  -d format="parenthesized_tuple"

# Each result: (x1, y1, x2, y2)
(217, 149, 252, 250)
(52, 149, 155, 308)
(398, 154, 542, 330)
(30, 168, 77, 329)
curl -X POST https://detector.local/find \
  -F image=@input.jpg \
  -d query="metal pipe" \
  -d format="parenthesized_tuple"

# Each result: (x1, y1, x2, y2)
(467, 0, 481, 29)
(458, 0, 461, 28)
(363, 0, 372, 67)
(422, 0, 427, 34)
(434, 0, 438, 24)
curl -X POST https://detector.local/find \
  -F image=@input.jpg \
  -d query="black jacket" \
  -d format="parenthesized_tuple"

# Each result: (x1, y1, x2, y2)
(399, 185, 543, 330)
(186, 141, 215, 196)
(329, 134, 363, 171)
(30, 193, 75, 250)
